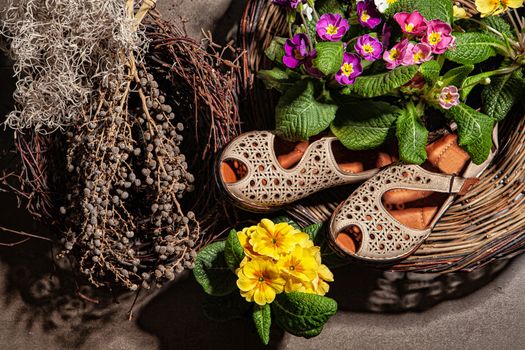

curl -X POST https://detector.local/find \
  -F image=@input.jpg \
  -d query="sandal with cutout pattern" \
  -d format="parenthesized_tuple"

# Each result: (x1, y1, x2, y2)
(216, 130, 396, 212)
(329, 125, 499, 263)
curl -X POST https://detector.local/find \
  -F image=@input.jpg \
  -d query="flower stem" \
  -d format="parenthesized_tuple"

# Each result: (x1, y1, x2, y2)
(468, 18, 520, 52)
(298, 6, 314, 51)
(507, 11, 521, 41)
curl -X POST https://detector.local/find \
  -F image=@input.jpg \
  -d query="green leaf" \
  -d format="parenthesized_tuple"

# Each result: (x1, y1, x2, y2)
(276, 80, 338, 141)
(265, 37, 286, 62)
(481, 16, 515, 40)
(258, 67, 294, 93)
(273, 216, 302, 231)
(317, 0, 346, 15)
(203, 293, 251, 321)
(445, 103, 495, 164)
(444, 32, 504, 65)
(302, 223, 324, 243)
(330, 100, 399, 150)
(419, 60, 441, 85)
(460, 70, 499, 100)
(396, 105, 428, 164)
(193, 241, 237, 296)
(253, 304, 272, 345)
(224, 229, 245, 271)
(482, 71, 525, 121)
(342, 65, 419, 98)
(385, 0, 453, 24)
(441, 65, 474, 88)
(272, 292, 337, 338)
(313, 41, 344, 76)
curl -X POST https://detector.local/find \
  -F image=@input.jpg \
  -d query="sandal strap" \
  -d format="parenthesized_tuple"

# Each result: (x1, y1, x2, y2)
(221, 131, 377, 209)
(377, 164, 478, 196)
(331, 163, 480, 261)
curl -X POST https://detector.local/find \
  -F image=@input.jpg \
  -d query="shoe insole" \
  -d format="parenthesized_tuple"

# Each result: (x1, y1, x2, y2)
(221, 137, 397, 183)
(336, 133, 471, 254)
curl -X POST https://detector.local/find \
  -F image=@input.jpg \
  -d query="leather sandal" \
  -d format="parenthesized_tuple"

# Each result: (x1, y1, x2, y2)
(216, 131, 396, 212)
(329, 125, 499, 263)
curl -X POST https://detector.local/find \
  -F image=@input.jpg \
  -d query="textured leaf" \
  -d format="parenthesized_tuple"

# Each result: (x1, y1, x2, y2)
(276, 80, 338, 141)
(342, 65, 419, 98)
(302, 223, 324, 243)
(481, 16, 515, 40)
(396, 106, 428, 164)
(193, 241, 237, 296)
(445, 103, 495, 164)
(224, 229, 245, 271)
(203, 293, 251, 321)
(253, 304, 272, 345)
(273, 216, 302, 231)
(258, 68, 294, 92)
(330, 100, 399, 150)
(313, 41, 344, 75)
(265, 37, 286, 62)
(419, 60, 441, 85)
(461, 71, 499, 100)
(444, 32, 504, 65)
(385, 0, 453, 23)
(441, 65, 474, 88)
(317, 0, 346, 15)
(272, 292, 337, 338)
(482, 71, 525, 121)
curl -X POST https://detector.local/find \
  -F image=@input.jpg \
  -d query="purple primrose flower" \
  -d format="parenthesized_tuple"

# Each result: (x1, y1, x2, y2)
(335, 53, 363, 85)
(283, 33, 313, 69)
(401, 42, 432, 66)
(316, 13, 350, 41)
(355, 34, 383, 61)
(272, 0, 306, 9)
(422, 20, 456, 54)
(357, 0, 382, 29)
(383, 39, 409, 70)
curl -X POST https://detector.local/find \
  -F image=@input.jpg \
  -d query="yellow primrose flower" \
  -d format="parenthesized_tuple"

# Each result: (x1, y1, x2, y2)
(284, 275, 310, 293)
(237, 225, 259, 258)
(310, 247, 334, 295)
(249, 219, 310, 260)
(236, 258, 285, 305)
(475, 0, 523, 17)
(277, 245, 319, 282)
(453, 5, 469, 19)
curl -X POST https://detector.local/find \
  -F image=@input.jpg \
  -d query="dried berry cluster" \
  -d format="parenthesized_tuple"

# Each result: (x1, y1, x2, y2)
(59, 63, 199, 290)
(0, 2, 242, 291)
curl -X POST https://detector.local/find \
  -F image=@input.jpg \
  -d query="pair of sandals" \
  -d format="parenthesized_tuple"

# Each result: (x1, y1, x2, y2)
(217, 127, 498, 263)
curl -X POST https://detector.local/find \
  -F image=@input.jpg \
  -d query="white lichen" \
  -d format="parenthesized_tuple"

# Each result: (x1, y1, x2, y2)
(0, 0, 149, 133)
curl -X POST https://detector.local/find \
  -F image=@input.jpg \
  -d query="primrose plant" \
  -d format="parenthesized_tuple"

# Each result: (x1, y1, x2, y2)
(260, 0, 525, 165)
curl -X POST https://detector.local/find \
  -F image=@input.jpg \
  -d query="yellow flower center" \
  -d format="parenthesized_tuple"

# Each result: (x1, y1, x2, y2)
(326, 24, 339, 35)
(443, 93, 455, 103)
(361, 11, 370, 23)
(289, 266, 295, 271)
(405, 23, 415, 32)
(413, 51, 425, 62)
(258, 276, 265, 282)
(387, 0, 398, 4)
(389, 48, 399, 60)
(362, 44, 374, 54)
(428, 32, 442, 45)
(341, 63, 354, 77)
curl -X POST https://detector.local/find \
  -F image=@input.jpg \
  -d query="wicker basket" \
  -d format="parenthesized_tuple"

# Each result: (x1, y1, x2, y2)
(237, 0, 525, 273)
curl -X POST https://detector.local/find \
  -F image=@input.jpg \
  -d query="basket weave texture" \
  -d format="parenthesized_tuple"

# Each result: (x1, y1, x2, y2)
(237, 0, 525, 273)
